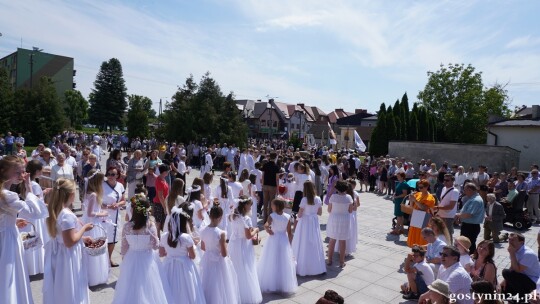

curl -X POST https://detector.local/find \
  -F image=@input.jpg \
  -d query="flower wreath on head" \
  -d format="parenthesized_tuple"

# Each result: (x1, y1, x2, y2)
(130, 193, 150, 216)
(169, 206, 192, 242)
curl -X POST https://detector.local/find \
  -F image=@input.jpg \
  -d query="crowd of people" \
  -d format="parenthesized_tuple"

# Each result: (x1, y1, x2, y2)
(1, 131, 540, 304)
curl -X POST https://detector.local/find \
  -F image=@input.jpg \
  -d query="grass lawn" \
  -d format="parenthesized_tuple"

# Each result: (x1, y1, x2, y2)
(80, 127, 123, 135)
(24, 146, 36, 155)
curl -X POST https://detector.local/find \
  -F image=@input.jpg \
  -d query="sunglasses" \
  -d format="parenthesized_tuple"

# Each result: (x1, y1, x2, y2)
(418, 186, 425, 189)
(444, 179, 452, 182)
(439, 253, 449, 257)
(106, 173, 117, 177)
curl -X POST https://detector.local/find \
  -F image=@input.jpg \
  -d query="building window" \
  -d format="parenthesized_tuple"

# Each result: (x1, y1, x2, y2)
(273, 121, 277, 127)
(261, 120, 266, 127)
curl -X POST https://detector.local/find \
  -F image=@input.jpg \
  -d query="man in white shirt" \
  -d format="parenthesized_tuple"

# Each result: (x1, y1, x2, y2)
(435, 246, 473, 304)
(434, 174, 460, 236)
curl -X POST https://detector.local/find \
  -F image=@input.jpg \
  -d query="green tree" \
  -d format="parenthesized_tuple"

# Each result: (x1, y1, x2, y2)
(162, 75, 197, 141)
(16, 77, 65, 145)
(417, 107, 429, 141)
(400, 93, 409, 140)
(0, 68, 14, 133)
(88, 58, 128, 132)
(127, 95, 152, 139)
(369, 111, 387, 156)
(408, 111, 418, 141)
(162, 73, 247, 146)
(417, 63, 511, 143)
(64, 90, 88, 129)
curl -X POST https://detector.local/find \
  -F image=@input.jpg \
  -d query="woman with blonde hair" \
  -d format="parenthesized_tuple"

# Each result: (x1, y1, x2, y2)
(0, 156, 42, 304)
(43, 178, 94, 304)
(407, 179, 436, 247)
(429, 216, 452, 245)
(82, 170, 110, 286)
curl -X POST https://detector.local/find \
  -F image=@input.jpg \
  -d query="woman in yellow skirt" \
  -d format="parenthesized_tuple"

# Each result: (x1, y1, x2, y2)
(406, 179, 436, 247)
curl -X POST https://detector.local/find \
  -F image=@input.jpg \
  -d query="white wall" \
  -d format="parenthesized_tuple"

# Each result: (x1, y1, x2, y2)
(487, 127, 540, 170)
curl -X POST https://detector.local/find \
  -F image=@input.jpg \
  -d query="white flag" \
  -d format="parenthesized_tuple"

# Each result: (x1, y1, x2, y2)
(327, 122, 337, 145)
(354, 130, 366, 152)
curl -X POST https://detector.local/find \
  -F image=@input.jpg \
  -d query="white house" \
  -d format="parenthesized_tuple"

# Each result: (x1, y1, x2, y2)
(486, 105, 540, 170)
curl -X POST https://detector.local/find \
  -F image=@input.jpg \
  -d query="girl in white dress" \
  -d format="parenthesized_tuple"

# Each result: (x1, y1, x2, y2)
(292, 181, 326, 276)
(333, 179, 360, 255)
(112, 193, 170, 303)
(326, 180, 353, 268)
(82, 170, 110, 286)
(346, 180, 360, 255)
(258, 198, 298, 294)
(163, 178, 185, 232)
(215, 175, 235, 236)
(43, 178, 93, 304)
(202, 172, 214, 202)
(199, 202, 240, 304)
(229, 196, 262, 304)
(239, 169, 251, 198)
(159, 206, 205, 304)
(0, 156, 42, 304)
(16, 159, 50, 276)
(248, 174, 259, 226)
(228, 171, 243, 198)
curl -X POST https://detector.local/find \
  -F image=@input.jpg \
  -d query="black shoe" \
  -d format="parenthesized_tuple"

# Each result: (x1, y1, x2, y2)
(403, 293, 419, 300)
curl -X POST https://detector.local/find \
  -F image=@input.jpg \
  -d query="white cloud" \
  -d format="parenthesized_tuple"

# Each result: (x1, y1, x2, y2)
(506, 35, 540, 49)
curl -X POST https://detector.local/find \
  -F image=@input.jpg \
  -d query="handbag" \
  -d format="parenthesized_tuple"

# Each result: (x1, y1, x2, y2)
(401, 203, 413, 215)
(400, 196, 413, 215)
(251, 232, 261, 245)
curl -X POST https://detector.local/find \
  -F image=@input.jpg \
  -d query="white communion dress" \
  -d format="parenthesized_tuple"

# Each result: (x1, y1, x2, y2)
(326, 193, 353, 241)
(43, 208, 89, 304)
(112, 221, 170, 304)
(292, 197, 326, 276)
(160, 232, 206, 304)
(21, 181, 49, 276)
(229, 215, 262, 304)
(257, 212, 298, 294)
(81, 192, 110, 286)
(0, 190, 42, 304)
(199, 225, 240, 304)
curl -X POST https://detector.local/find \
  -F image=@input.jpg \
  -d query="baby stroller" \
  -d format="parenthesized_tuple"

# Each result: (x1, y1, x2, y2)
(502, 191, 532, 230)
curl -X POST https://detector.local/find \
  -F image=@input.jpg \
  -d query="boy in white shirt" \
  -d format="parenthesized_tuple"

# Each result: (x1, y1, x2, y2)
(402, 245, 435, 300)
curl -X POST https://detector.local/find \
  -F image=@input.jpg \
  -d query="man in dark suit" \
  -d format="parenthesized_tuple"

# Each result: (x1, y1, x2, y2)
(483, 193, 508, 243)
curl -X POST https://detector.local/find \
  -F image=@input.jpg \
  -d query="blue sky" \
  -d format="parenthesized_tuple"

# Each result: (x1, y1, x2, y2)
(1, 0, 539, 114)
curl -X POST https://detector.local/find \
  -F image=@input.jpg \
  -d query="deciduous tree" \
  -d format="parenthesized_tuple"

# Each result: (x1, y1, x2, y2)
(417, 63, 511, 143)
